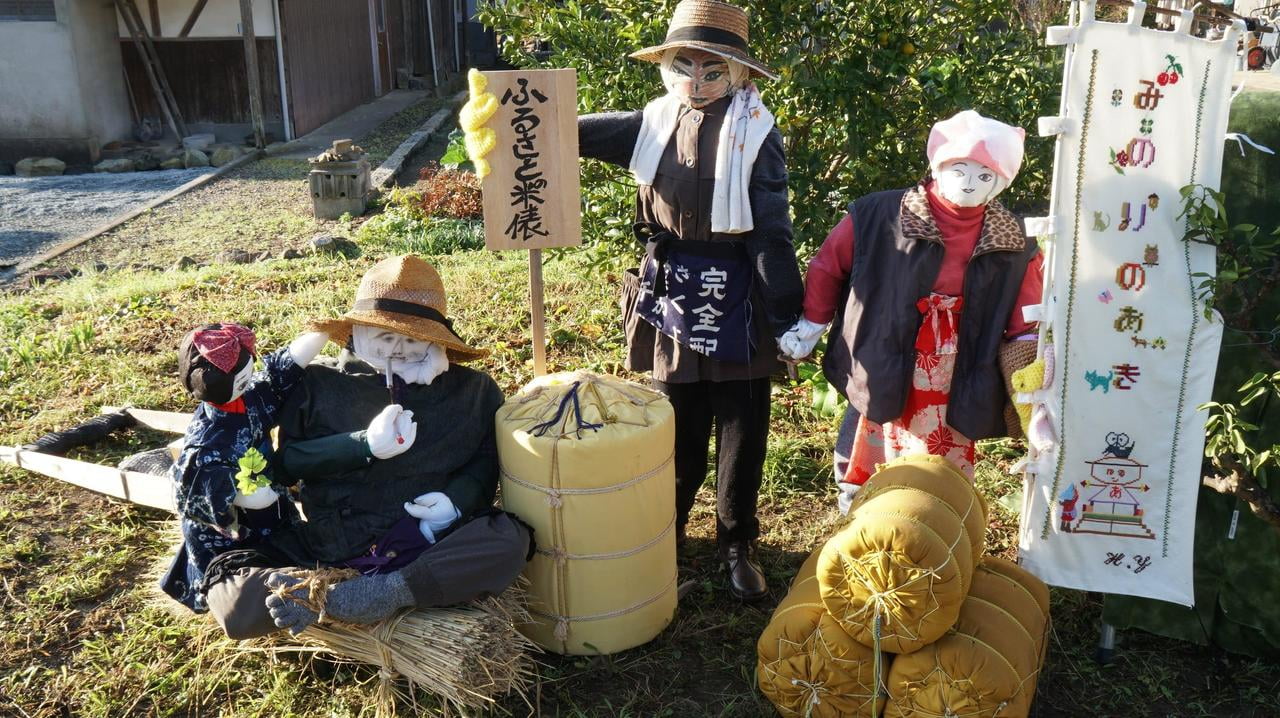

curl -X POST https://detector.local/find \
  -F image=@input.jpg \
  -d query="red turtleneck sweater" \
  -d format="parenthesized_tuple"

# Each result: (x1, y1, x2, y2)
(802, 181, 1044, 338)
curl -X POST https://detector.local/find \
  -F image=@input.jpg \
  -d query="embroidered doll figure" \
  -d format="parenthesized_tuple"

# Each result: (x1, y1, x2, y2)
(779, 110, 1044, 513)
(575, 0, 803, 601)
(160, 324, 328, 611)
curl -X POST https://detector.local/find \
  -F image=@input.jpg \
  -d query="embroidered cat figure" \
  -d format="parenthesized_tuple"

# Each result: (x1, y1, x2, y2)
(1086, 370, 1114, 394)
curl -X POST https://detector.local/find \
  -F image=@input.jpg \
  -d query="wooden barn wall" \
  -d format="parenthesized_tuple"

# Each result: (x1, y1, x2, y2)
(278, 0, 375, 136)
(427, 0, 459, 83)
(120, 39, 282, 125)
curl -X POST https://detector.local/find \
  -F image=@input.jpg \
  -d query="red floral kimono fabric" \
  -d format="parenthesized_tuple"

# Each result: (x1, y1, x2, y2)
(847, 292, 974, 484)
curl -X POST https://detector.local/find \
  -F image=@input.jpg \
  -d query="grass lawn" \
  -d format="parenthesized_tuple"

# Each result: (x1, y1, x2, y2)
(2, 239, 1277, 716)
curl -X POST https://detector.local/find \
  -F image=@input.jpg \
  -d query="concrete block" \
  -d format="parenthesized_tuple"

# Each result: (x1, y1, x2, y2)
(15, 157, 66, 177)
(94, 158, 136, 173)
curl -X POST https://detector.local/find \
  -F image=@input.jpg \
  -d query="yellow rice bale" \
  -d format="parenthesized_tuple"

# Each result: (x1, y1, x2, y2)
(846, 454, 988, 567)
(883, 558, 1051, 718)
(757, 550, 886, 718)
(818, 487, 976, 655)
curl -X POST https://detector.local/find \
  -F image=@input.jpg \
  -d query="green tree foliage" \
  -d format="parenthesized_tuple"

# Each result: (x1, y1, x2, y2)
(479, 0, 1065, 259)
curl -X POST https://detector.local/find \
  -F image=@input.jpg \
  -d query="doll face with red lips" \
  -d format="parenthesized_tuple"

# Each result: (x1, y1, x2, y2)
(661, 48, 736, 109)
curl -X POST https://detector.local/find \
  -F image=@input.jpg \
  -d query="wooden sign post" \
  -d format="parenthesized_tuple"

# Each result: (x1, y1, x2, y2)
(479, 69, 581, 377)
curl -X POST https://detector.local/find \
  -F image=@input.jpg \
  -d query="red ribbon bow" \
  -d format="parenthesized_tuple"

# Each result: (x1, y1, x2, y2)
(193, 323, 256, 373)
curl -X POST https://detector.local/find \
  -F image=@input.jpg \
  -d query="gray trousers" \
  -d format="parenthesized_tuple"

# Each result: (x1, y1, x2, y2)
(206, 512, 531, 639)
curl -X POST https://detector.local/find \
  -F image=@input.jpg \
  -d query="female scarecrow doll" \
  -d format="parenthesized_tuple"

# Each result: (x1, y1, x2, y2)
(577, 0, 803, 600)
(779, 111, 1043, 513)
(161, 324, 327, 611)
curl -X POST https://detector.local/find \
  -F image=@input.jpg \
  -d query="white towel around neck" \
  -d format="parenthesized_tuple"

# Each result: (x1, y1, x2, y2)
(628, 85, 775, 234)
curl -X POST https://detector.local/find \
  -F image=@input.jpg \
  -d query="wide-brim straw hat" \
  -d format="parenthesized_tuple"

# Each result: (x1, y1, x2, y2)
(310, 255, 486, 363)
(630, 0, 777, 81)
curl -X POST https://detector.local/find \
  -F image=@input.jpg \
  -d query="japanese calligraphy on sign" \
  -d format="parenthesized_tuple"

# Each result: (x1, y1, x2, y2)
(479, 69, 582, 251)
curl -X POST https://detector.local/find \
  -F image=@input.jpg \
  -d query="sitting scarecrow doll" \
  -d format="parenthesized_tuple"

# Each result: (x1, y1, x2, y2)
(575, 0, 804, 600)
(161, 324, 327, 611)
(200, 255, 532, 639)
(779, 110, 1044, 513)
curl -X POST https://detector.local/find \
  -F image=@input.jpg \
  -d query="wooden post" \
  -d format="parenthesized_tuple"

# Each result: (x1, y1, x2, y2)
(402, 0, 416, 77)
(477, 70, 581, 378)
(179, 0, 209, 38)
(115, 0, 181, 142)
(123, 0, 188, 138)
(147, 0, 161, 36)
(239, 0, 268, 149)
(530, 250, 547, 376)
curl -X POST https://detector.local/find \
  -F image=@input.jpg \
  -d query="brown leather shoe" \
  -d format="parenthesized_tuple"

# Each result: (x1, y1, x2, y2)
(721, 541, 768, 602)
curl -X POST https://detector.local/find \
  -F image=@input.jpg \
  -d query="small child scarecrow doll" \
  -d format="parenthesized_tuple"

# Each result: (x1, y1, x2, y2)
(160, 324, 327, 611)
(779, 110, 1043, 513)
(576, 0, 803, 600)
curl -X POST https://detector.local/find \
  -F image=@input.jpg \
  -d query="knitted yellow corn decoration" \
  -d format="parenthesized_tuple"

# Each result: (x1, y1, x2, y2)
(460, 68, 499, 179)
(1009, 359, 1046, 435)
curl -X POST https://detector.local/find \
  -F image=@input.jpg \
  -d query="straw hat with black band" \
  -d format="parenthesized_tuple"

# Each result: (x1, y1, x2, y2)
(630, 0, 776, 81)
(310, 255, 486, 363)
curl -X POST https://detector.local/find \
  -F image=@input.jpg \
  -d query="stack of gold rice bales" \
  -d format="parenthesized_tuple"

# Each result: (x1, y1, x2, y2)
(883, 556, 1051, 717)
(757, 549, 883, 717)
(757, 456, 1050, 717)
(819, 456, 988, 655)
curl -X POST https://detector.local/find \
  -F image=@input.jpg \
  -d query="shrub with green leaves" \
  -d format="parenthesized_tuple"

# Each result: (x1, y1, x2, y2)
(479, 0, 1065, 260)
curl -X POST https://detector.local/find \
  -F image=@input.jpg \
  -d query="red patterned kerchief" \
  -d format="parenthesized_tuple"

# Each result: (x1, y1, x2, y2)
(193, 324, 256, 373)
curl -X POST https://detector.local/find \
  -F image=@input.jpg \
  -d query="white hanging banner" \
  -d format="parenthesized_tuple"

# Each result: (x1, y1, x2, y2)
(1018, 3, 1241, 606)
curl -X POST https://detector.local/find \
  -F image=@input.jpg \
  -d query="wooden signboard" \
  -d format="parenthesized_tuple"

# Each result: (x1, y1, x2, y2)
(479, 69, 582, 251)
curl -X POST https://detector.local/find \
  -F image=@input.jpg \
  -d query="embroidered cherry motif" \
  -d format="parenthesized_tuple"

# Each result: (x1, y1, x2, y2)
(1168, 71, 1179, 84)
(1156, 72, 1170, 86)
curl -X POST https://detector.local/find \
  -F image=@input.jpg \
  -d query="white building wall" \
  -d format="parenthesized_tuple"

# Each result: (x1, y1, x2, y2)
(0, 0, 131, 160)
(69, 0, 133, 152)
(0, 19, 85, 139)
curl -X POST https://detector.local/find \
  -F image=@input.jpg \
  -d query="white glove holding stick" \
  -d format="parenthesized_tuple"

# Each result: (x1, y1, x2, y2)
(366, 404, 417, 459)
(778, 318, 828, 360)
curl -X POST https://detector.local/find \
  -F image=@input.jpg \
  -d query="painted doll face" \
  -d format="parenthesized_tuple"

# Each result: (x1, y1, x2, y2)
(227, 359, 254, 402)
(353, 325, 433, 366)
(661, 48, 736, 109)
(934, 159, 1006, 207)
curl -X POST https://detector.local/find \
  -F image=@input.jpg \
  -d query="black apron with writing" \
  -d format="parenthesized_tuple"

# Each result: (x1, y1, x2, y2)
(633, 225, 754, 364)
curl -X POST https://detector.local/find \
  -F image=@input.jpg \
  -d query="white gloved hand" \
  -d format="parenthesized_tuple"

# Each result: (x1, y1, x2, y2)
(404, 491, 461, 542)
(288, 331, 329, 367)
(778, 318, 828, 360)
(395, 343, 449, 386)
(366, 404, 417, 459)
(233, 483, 279, 510)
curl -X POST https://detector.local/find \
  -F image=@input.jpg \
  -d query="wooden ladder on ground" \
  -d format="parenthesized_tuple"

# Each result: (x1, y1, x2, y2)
(115, 0, 189, 143)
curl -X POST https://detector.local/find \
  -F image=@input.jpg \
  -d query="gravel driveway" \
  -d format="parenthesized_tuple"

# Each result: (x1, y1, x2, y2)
(0, 168, 213, 268)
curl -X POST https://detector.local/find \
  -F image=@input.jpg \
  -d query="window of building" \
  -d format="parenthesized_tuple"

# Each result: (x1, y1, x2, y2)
(0, 0, 56, 22)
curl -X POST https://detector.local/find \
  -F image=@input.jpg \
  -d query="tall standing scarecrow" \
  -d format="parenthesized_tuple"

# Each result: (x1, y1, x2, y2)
(779, 111, 1043, 513)
(577, 0, 803, 600)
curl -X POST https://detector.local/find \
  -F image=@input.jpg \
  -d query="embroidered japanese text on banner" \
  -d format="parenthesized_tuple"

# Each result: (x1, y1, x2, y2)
(1018, 2, 1241, 606)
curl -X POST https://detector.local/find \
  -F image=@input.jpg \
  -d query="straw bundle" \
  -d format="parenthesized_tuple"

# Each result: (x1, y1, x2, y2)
(265, 568, 538, 716)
